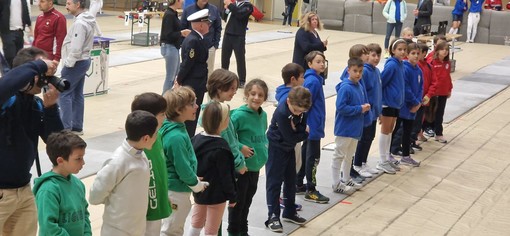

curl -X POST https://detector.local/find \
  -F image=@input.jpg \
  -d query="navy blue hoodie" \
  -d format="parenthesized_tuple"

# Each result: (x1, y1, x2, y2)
(334, 79, 368, 140)
(0, 60, 64, 188)
(267, 101, 308, 151)
(303, 69, 325, 140)
(400, 61, 423, 120)
(381, 56, 405, 109)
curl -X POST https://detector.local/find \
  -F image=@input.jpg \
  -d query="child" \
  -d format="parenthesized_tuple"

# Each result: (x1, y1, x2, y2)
(376, 38, 407, 174)
(339, 44, 369, 82)
(430, 42, 453, 143)
(332, 58, 371, 194)
(229, 79, 269, 236)
(297, 51, 329, 204)
(449, 0, 468, 35)
(189, 102, 237, 236)
(391, 42, 423, 167)
(426, 35, 447, 63)
(352, 43, 383, 178)
(401, 27, 414, 40)
(275, 63, 305, 105)
(33, 130, 91, 236)
(265, 86, 311, 233)
(466, 0, 484, 43)
(130, 92, 172, 236)
(417, 43, 437, 143)
(89, 110, 159, 236)
(159, 87, 208, 236)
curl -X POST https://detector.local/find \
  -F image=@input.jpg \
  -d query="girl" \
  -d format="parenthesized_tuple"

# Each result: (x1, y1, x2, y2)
(229, 79, 269, 236)
(160, 87, 208, 236)
(449, 0, 467, 35)
(189, 102, 237, 236)
(377, 38, 407, 174)
(430, 42, 453, 143)
(394, 42, 423, 167)
(382, 0, 407, 57)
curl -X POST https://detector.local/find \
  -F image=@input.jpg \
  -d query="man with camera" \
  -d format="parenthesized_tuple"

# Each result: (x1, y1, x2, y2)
(0, 47, 62, 236)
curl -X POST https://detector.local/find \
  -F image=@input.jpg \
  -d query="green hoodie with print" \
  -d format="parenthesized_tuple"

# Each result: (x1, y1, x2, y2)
(159, 119, 199, 192)
(231, 104, 268, 171)
(32, 171, 91, 236)
(199, 102, 246, 172)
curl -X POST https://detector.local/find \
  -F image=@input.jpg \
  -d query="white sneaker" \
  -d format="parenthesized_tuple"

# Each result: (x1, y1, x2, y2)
(353, 165, 373, 178)
(332, 182, 356, 195)
(362, 163, 380, 174)
(377, 161, 396, 174)
(344, 179, 363, 190)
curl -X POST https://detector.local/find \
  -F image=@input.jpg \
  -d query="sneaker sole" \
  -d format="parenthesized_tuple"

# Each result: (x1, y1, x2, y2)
(267, 227, 283, 233)
(377, 166, 396, 174)
(282, 217, 306, 225)
(401, 162, 420, 167)
(303, 198, 329, 204)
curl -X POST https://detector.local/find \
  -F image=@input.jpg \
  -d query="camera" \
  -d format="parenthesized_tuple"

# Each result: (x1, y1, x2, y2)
(37, 75, 70, 92)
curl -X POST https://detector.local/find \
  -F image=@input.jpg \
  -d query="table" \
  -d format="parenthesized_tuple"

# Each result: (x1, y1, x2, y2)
(128, 11, 164, 46)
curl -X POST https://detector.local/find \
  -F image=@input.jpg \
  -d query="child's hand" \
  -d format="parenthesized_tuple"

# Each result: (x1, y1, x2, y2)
(323, 39, 328, 47)
(305, 125, 310, 133)
(422, 95, 430, 105)
(228, 202, 237, 208)
(241, 145, 254, 158)
(361, 103, 371, 113)
(238, 166, 248, 175)
(410, 104, 421, 113)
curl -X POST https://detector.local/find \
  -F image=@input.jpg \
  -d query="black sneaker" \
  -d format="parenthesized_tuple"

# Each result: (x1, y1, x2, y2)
(238, 81, 246, 88)
(410, 143, 423, 151)
(295, 185, 306, 195)
(282, 213, 307, 225)
(424, 128, 435, 137)
(265, 217, 283, 233)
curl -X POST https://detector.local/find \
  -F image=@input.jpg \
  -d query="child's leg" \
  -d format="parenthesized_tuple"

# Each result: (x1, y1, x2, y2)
(161, 191, 192, 236)
(411, 107, 424, 144)
(353, 121, 376, 168)
(303, 139, 321, 192)
(228, 171, 259, 234)
(390, 118, 404, 154)
(470, 12, 481, 41)
(282, 152, 297, 218)
(240, 172, 259, 234)
(379, 114, 397, 162)
(296, 141, 307, 188)
(332, 136, 347, 185)
(189, 204, 207, 236)
(265, 145, 288, 220)
(145, 220, 162, 236)
(338, 137, 357, 183)
(295, 142, 302, 173)
(204, 203, 227, 235)
(434, 96, 448, 136)
(401, 119, 414, 156)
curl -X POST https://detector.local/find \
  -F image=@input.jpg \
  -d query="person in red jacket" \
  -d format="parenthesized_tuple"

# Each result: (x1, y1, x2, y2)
(430, 41, 452, 144)
(415, 43, 437, 144)
(33, 0, 67, 62)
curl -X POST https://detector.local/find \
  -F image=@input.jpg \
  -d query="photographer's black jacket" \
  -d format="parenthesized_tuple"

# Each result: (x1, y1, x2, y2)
(223, 1, 253, 37)
(0, 60, 64, 189)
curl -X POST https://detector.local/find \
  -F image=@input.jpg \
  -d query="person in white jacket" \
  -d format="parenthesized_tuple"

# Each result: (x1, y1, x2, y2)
(59, 0, 98, 135)
(382, 0, 407, 57)
(89, 111, 159, 236)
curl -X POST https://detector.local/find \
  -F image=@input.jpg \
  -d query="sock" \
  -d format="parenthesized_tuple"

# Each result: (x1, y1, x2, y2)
(379, 133, 390, 162)
(188, 227, 202, 236)
(448, 28, 455, 34)
(453, 28, 458, 34)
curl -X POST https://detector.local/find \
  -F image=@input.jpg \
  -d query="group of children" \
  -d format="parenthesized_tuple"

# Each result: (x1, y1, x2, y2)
(30, 33, 453, 235)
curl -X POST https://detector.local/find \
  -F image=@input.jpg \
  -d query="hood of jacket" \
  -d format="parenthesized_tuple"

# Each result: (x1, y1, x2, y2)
(275, 85, 291, 104)
(192, 133, 230, 158)
(33, 171, 69, 195)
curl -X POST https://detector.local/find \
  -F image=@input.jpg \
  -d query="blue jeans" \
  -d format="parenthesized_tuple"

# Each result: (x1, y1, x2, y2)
(384, 22, 403, 50)
(161, 43, 180, 94)
(283, 4, 296, 25)
(59, 59, 91, 131)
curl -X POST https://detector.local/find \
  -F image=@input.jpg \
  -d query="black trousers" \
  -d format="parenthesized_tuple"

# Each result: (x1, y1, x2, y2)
(1, 30, 24, 67)
(297, 139, 321, 192)
(434, 96, 448, 136)
(221, 34, 247, 83)
(391, 117, 414, 156)
(228, 171, 259, 234)
(182, 79, 206, 138)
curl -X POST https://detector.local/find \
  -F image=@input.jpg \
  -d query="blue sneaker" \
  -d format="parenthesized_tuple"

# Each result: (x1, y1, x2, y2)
(279, 197, 302, 211)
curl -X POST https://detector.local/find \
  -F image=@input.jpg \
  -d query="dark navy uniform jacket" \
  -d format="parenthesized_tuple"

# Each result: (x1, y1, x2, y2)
(177, 30, 209, 90)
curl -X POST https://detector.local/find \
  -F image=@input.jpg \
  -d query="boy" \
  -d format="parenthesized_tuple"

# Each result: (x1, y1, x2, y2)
(33, 130, 90, 236)
(89, 110, 159, 236)
(275, 63, 305, 105)
(331, 58, 371, 194)
(131, 93, 172, 236)
(265, 86, 311, 233)
(351, 43, 383, 179)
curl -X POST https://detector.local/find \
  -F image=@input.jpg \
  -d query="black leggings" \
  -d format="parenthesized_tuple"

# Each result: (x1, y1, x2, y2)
(434, 96, 448, 136)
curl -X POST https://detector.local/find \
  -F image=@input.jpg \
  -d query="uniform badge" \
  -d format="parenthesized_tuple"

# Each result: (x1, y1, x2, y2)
(189, 48, 195, 59)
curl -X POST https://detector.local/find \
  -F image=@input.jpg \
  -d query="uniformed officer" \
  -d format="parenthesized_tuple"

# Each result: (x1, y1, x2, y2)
(175, 8, 210, 138)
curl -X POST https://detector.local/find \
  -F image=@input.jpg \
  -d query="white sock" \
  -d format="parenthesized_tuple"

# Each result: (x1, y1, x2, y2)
(453, 28, 458, 34)
(448, 27, 455, 34)
(188, 227, 202, 236)
(379, 133, 390, 162)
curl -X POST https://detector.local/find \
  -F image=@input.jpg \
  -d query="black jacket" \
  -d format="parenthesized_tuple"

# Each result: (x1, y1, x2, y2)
(177, 30, 209, 87)
(223, 0, 253, 36)
(266, 101, 309, 152)
(0, 60, 64, 188)
(192, 133, 237, 205)
(160, 8, 183, 48)
(413, 0, 433, 35)
(0, 0, 31, 34)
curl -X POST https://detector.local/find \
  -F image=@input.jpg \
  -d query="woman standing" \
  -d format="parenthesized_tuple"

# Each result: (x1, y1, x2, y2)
(160, 0, 190, 94)
(292, 12, 327, 70)
(382, 0, 407, 57)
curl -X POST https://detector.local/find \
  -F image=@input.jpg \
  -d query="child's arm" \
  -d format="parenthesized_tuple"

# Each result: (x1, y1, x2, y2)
(171, 137, 202, 190)
(89, 161, 119, 205)
(231, 110, 254, 158)
(275, 110, 308, 144)
(337, 87, 363, 116)
(380, 63, 396, 89)
(35, 190, 70, 235)
(404, 67, 422, 110)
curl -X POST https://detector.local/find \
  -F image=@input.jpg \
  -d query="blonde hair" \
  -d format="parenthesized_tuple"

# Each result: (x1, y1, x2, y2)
(163, 86, 196, 120)
(201, 101, 230, 134)
(401, 27, 414, 38)
(299, 12, 324, 32)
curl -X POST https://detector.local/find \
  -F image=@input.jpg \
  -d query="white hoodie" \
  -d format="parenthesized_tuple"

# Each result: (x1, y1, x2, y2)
(62, 11, 98, 67)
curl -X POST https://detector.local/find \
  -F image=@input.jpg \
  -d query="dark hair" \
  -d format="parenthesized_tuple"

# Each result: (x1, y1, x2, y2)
(46, 130, 87, 166)
(433, 35, 447, 45)
(125, 110, 158, 141)
(433, 41, 450, 61)
(304, 51, 326, 65)
(367, 43, 382, 55)
(349, 44, 369, 59)
(417, 43, 429, 54)
(207, 69, 239, 99)
(244, 78, 269, 101)
(389, 38, 407, 56)
(287, 86, 312, 110)
(201, 101, 229, 134)
(12, 47, 48, 68)
(71, 0, 86, 9)
(407, 42, 419, 52)
(281, 63, 304, 85)
(347, 57, 364, 68)
(131, 92, 167, 115)
(164, 86, 196, 120)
